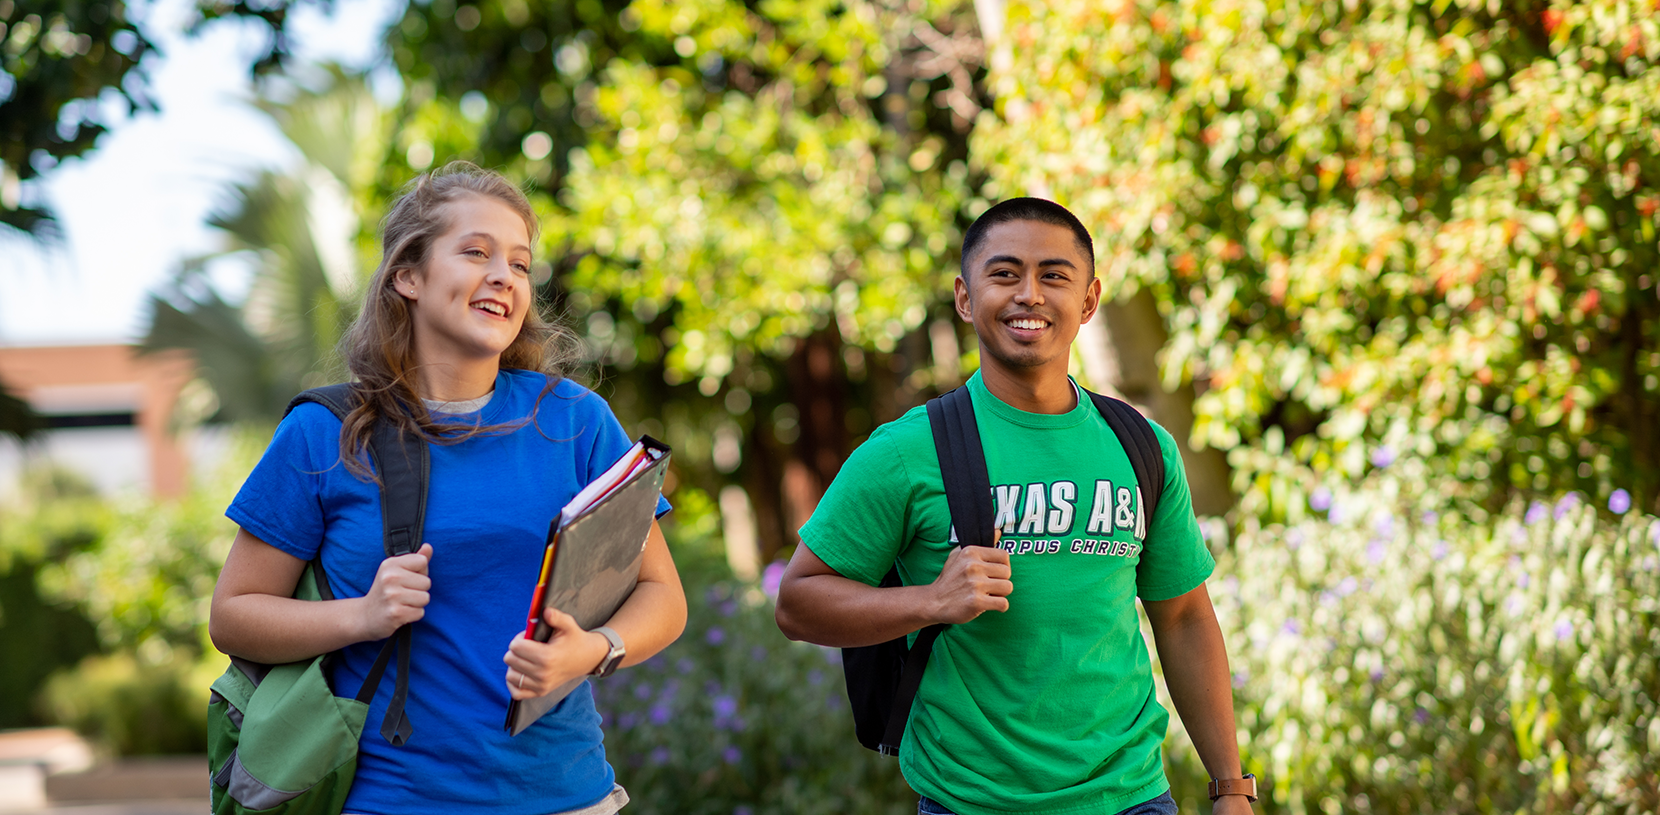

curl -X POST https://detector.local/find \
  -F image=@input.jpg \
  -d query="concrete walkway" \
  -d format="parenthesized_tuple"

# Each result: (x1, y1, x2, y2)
(0, 729, 205, 815)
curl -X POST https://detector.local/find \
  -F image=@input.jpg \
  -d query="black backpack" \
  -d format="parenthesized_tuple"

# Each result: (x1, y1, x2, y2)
(840, 385, 1166, 756)
(284, 384, 429, 745)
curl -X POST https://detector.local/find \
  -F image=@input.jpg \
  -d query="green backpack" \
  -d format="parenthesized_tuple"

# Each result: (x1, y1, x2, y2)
(208, 385, 429, 814)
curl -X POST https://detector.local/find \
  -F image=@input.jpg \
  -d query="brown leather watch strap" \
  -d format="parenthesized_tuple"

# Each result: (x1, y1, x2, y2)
(1208, 774, 1258, 802)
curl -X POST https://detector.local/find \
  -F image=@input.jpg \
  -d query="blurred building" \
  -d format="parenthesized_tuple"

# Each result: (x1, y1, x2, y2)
(0, 343, 210, 498)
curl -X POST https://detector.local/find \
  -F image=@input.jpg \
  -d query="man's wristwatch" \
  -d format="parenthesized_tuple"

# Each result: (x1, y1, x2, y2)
(1208, 773, 1257, 803)
(590, 626, 626, 678)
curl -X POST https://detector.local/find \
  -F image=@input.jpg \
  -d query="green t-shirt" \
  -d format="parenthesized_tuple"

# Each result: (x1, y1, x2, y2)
(799, 371, 1214, 815)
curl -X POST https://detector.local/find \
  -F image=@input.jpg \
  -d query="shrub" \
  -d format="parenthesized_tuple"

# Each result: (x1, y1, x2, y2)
(593, 558, 913, 815)
(1204, 483, 1660, 814)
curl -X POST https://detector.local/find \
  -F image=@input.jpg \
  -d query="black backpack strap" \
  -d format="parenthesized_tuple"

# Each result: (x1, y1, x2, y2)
(286, 384, 429, 746)
(1083, 389, 1164, 539)
(875, 386, 995, 755)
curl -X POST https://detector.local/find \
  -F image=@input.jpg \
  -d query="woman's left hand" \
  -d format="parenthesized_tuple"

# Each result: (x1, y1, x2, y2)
(503, 606, 610, 700)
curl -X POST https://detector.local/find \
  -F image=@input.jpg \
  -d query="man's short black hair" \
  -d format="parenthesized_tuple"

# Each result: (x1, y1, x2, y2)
(960, 197, 1095, 277)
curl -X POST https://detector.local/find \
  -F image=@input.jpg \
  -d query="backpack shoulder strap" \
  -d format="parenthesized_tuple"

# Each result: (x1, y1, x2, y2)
(1083, 389, 1164, 539)
(927, 385, 996, 548)
(286, 386, 429, 559)
(286, 384, 428, 747)
(874, 386, 996, 755)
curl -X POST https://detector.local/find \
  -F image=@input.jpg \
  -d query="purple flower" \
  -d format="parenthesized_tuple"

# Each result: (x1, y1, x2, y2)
(649, 747, 670, 765)
(1231, 671, 1248, 689)
(722, 746, 742, 764)
(1609, 489, 1632, 514)
(821, 647, 843, 665)
(1554, 619, 1574, 641)
(618, 713, 638, 729)
(1336, 576, 1358, 597)
(1525, 502, 1548, 525)
(1373, 513, 1396, 537)
(706, 627, 726, 645)
(1421, 510, 1439, 525)
(1286, 528, 1305, 550)
(718, 600, 737, 617)
(713, 695, 738, 719)
(650, 703, 672, 725)
(735, 808, 754, 815)
(1310, 486, 1333, 511)
(1555, 494, 1579, 520)
(1369, 667, 1385, 682)
(706, 586, 725, 604)
(761, 561, 786, 599)
(677, 658, 695, 674)
(1281, 619, 1303, 636)
(807, 670, 824, 686)
(1370, 445, 1396, 468)
(1366, 540, 1387, 564)
(751, 646, 767, 662)
(1328, 500, 1347, 524)
(1431, 540, 1449, 561)
(1517, 572, 1531, 589)
(1414, 707, 1430, 725)
(634, 683, 653, 700)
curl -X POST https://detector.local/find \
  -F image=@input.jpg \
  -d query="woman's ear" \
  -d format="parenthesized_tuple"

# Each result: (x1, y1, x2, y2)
(391, 268, 419, 300)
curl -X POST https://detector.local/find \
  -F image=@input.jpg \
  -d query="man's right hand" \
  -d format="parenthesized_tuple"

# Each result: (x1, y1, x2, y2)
(928, 532, 1012, 624)
(357, 543, 433, 639)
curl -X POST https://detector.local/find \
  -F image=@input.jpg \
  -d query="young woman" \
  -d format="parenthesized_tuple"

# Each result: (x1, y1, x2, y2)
(209, 162, 687, 815)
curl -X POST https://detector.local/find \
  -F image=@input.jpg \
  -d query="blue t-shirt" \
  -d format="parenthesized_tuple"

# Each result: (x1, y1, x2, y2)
(227, 369, 667, 815)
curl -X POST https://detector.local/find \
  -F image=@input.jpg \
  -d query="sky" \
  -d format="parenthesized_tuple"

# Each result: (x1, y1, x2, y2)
(0, 0, 402, 346)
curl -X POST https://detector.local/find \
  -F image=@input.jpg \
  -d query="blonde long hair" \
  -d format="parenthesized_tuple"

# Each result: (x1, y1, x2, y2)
(335, 161, 577, 479)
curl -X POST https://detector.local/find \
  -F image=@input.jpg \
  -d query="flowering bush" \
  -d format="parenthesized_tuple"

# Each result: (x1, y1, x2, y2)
(1189, 485, 1660, 814)
(592, 560, 913, 814)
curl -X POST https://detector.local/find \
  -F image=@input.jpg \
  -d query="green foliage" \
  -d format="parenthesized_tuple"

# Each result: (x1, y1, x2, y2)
(0, 469, 103, 727)
(593, 564, 913, 814)
(0, 0, 151, 236)
(0, 434, 257, 752)
(561, 0, 975, 374)
(40, 650, 217, 756)
(1207, 482, 1660, 813)
(383, 0, 664, 189)
(974, 0, 1660, 520)
(0, 378, 40, 440)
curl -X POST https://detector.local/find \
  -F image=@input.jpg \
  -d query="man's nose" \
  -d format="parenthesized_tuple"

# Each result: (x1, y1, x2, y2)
(1014, 273, 1042, 304)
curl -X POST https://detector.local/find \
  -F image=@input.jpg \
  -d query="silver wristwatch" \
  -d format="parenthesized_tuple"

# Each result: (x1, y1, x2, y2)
(591, 626, 625, 678)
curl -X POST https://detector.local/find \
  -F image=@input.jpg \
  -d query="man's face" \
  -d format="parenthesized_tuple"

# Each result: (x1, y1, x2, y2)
(954, 219, 1101, 379)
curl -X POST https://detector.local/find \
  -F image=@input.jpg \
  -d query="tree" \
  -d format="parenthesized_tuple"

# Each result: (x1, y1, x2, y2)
(552, 0, 986, 557)
(142, 69, 384, 421)
(973, 0, 1660, 519)
(0, 0, 152, 237)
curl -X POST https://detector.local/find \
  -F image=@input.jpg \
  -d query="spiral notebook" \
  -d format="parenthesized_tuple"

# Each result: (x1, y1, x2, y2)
(505, 435, 671, 736)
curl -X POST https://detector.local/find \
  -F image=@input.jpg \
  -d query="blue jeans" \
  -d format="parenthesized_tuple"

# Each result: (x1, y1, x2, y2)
(918, 790, 1179, 815)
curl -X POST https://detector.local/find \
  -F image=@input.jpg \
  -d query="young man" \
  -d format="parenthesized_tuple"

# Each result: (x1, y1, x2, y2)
(775, 199, 1254, 815)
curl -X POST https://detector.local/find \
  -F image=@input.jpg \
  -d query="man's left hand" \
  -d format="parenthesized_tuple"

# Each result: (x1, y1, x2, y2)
(1211, 794, 1255, 815)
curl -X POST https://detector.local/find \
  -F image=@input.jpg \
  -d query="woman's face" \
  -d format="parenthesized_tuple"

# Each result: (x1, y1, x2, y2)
(396, 194, 534, 367)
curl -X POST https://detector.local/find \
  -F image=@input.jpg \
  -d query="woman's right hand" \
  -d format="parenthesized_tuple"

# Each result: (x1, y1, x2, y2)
(357, 543, 434, 640)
